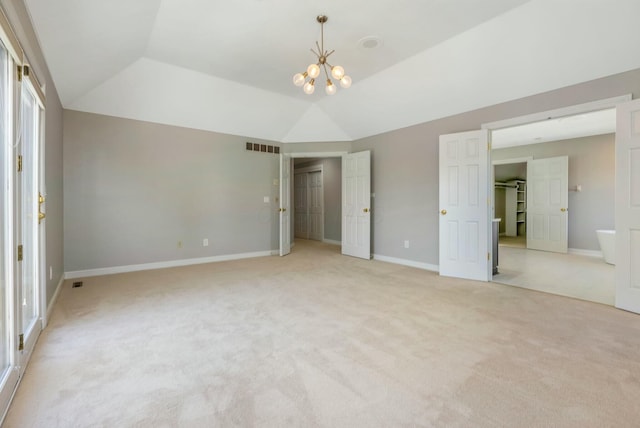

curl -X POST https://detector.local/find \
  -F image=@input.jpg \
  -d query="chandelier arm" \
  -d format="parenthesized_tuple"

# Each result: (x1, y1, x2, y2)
(322, 63, 331, 80)
(294, 15, 350, 94)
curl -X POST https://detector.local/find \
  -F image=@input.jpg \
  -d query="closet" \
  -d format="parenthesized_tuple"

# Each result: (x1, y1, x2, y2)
(497, 180, 527, 237)
(294, 170, 323, 241)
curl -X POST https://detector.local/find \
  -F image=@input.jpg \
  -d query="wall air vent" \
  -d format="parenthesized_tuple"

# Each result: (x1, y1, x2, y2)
(246, 142, 280, 154)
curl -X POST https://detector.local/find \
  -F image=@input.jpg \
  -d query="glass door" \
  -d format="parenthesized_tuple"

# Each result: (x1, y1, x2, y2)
(16, 76, 43, 373)
(0, 40, 18, 423)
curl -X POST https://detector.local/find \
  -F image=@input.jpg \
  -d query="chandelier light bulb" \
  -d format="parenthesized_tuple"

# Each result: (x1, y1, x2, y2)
(325, 79, 336, 95)
(293, 72, 307, 87)
(307, 63, 320, 79)
(303, 79, 316, 95)
(331, 65, 345, 80)
(340, 75, 352, 89)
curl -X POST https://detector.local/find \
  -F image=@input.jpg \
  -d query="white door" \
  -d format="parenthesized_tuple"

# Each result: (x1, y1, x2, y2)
(526, 156, 568, 253)
(294, 173, 308, 239)
(615, 99, 640, 314)
(342, 151, 371, 259)
(16, 77, 43, 373)
(309, 171, 323, 241)
(279, 154, 291, 256)
(439, 130, 490, 281)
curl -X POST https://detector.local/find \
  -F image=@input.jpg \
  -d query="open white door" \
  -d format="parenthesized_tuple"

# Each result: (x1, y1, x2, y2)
(342, 151, 370, 259)
(279, 154, 291, 256)
(526, 156, 568, 253)
(439, 130, 490, 281)
(615, 99, 640, 314)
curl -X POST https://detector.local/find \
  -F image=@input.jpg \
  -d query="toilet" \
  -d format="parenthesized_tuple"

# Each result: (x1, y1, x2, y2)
(596, 230, 615, 265)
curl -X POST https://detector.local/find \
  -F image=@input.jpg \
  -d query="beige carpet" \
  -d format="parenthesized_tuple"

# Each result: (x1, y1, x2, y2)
(4, 240, 640, 427)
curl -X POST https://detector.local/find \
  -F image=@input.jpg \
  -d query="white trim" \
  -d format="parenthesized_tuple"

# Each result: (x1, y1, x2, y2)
(373, 254, 439, 273)
(482, 95, 631, 131)
(65, 250, 274, 279)
(287, 151, 347, 158)
(0, 6, 23, 65)
(492, 156, 533, 165)
(323, 239, 341, 246)
(43, 275, 65, 328)
(568, 248, 603, 258)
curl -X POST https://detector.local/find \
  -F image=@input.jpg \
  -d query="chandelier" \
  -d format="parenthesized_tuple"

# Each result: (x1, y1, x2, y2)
(292, 15, 352, 95)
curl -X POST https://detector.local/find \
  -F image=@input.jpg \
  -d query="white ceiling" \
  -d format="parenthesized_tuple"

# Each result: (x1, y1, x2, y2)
(492, 108, 616, 149)
(24, 0, 640, 143)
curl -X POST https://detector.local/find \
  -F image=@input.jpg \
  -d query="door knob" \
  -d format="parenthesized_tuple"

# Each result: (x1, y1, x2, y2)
(363, 208, 370, 213)
(440, 209, 447, 215)
(560, 208, 568, 212)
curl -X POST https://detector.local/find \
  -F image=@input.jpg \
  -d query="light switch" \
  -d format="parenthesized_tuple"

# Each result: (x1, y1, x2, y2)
(264, 196, 270, 203)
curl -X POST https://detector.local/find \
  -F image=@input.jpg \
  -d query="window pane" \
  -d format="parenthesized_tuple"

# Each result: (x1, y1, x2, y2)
(21, 84, 38, 334)
(0, 41, 9, 378)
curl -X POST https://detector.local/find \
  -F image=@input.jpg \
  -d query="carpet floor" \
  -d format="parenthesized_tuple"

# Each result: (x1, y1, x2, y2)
(4, 240, 640, 427)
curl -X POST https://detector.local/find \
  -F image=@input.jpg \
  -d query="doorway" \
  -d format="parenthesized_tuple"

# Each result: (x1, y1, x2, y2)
(291, 157, 342, 247)
(489, 111, 616, 305)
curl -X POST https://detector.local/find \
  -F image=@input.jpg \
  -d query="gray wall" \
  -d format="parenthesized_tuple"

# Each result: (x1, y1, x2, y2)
(294, 158, 342, 242)
(64, 110, 280, 272)
(322, 158, 342, 242)
(1, 1, 64, 306)
(492, 134, 615, 251)
(494, 188, 506, 234)
(63, 68, 640, 272)
(352, 68, 640, 266)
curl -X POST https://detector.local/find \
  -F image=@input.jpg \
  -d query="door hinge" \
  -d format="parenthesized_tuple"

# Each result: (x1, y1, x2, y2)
(488, 141, 492, 150)
(17, 244, 23, 261)
(17, 155, 22, 172)
(17, 64, 29, 82)
(18, 334, 24, 351)
(487, 252, 490, 261)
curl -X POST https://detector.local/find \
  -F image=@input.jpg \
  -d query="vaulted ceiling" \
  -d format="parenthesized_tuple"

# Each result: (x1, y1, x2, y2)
(24, 0, 640, 143)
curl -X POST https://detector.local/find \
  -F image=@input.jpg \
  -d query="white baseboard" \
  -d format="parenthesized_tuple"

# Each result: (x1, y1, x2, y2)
(45, 275, 65, 324)
(568, 248, 603, 258)
(323, 239, 341, 246)
(65, 250, 274, 279)
(373, 254, 439, 272)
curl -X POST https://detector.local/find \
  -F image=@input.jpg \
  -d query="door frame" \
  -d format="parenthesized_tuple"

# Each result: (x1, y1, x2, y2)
(481, 94, 631, 283)
(282, 151, 347, 251)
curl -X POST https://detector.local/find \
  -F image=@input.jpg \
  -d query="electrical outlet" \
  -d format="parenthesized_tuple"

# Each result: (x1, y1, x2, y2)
(203, 238, 209, 247)
(264, 196, 270, 203)
(177, 241, 183, 249)
(404, 240, 410, 249)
